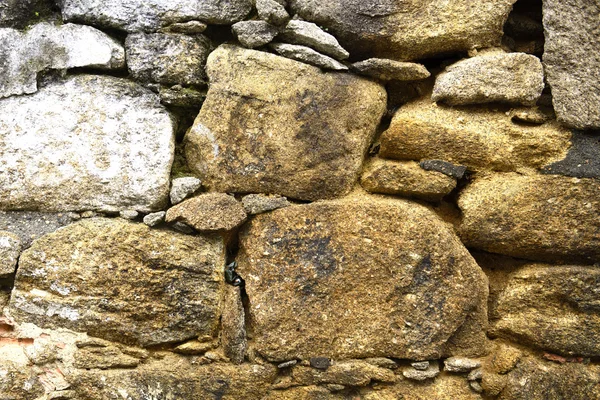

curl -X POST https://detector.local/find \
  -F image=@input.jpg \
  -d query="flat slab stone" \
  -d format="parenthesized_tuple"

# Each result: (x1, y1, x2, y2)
(458, 173, 600, 263)
(0, 22, 125, 98)
(279, 19, 349, 60)
(232, 20, 279, 49)
(543, 0, 600, 129)
(289, 0, 517, 61)
(270, 42, 348, 71)
(165, 193, 247, 232)
(432, 52, 544, 106)
(379, 96, 572, 173)
(237, 194, 488, 361)
(60, 0, 253, 31)
(185, 45, 386, 201)
(8, 218, 224, 347)
(490, 264, 600, 357)
(351, 58, 430, 81)
(0, 75, 175, 213)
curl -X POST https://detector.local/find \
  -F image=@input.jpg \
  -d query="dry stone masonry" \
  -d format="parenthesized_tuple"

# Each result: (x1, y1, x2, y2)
(0, 0, 598, 399)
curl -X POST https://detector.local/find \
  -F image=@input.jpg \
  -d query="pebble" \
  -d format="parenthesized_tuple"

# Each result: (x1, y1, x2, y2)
(170, 177, 202, 205)
(143, 211, 166, 227)
(444, 356, 481, 372)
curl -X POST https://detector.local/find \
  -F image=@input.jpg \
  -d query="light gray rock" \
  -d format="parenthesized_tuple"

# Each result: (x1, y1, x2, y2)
(119, 210, 139, 220)
(0, 75, 175, 213)
(125, 33, 211, 86)
(444, 357, 481, 372)
(232, 20, 279, 49)
(170, 177, 202, 205)
(270, 42, 347, 70)
(242, 194, 290, 215)
(0, 231, 20, 277)
(543, 0, 600, 129)
(0, 211, 75, 248)
(159, 20, 207, 34)
(432, 52, 544, 106)
(411, 361, 430, 371)
(279, 19, 349, 60)
(0, 22, 124, 98)
(143, 211, 166, 227)
(59, 0, 253, 31)
(351, 58, 430, 81)
(403, 362, 440, 381)
(256, 0, 289, 25)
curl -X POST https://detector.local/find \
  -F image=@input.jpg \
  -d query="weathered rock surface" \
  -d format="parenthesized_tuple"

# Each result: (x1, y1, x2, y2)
(541, 130, 600, 179)
(8, 218, 224, 346)
(432, 53, 544, 106)
(291, 360, 397, 386)
(289, 0, 517, 61)
(159, 20, 207, 34)
(0, 75, 175, 213)
(361, 375, 481, 400)
(270, 42, 348, 70)
(490, 264, 600, 356)
(351, 58, 430, 81)
(232, 20, 279, 48)
(0, 360, 45, 399)
(125, 32, 211, 86)
(0, 212, 75, 248)
(0, 0, 52, 28)
(0, 231, 20, 277)
(185, 45, 386, 201)
(237, 194, 488, 361)
(420, 160, 468, 180)
(543, 0, 600, 129)
(279, 20, 349, 60)
(165, 193, 247, 232)
(222, 285, 247, 364)
(170, 176, 202, 205)
(403, 361, 440, 381)
(242, 194, 290, 215)
(0, 22, 124, 98)
(361, 159, 456, 202)
(71, 355, 277, 400)
(458, 174, 600, 263)
(445, 357, 481, 372)
(264, 386, 345, 400)
(379, 97, 572, 172)
(256, 0, 289, 26)
(60, 0, 253, 31)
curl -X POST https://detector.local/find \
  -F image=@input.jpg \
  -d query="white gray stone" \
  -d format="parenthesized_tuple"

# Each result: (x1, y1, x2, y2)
(59, 0, 253, 32)
(444, 357, 481, 372)
(143, 211, 166, 227)
(0, 75, 175, 213)
(270, 43, 347, 71)
(0, 231, 20, 277)
(256, 0, 289, 26)
(232, 20, 279, 49)
(543, 0, 600, 129)
(0, 22, 124, 98)
(119, 210, 139, 220)
(279, 19, 349, 60)
(170, 177, 202, 205)
(432, 52, 544, 106)
(351, 58, 430, 81)
(403, 362, 440, 381)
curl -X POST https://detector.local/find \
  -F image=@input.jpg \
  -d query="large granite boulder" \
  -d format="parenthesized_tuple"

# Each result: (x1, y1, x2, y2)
(237, 194, 488, 361)
(543, 0, 600, 129)
(8, 218, 224, 347)
(288, 0, 517, 61)
(185, 45, 386, 201)
(458, 174, 600, 263)
(0, 75, 175, 213)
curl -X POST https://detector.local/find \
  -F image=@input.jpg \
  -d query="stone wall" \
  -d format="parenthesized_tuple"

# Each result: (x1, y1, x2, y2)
(0, 0, 599, 399)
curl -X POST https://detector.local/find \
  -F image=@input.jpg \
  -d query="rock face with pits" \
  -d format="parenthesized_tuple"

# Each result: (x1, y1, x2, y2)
(185, 45, 386, 201)
(237, 194, 488, 362)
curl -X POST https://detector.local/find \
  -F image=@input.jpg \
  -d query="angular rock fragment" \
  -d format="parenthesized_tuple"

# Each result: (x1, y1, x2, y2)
(60, 0, 253, 31)
(256, 0, 290, 26)
(159, 85, 207, 108)
(232, 20, 279, 48)
(0, 231, 20, 278)
(242, 194, 290, 215)
(379, 97, 572, 172)
(291, 360, 397, 386)
(143, 211, 165, 227)
(9, 218, 224, 346)
(0, 22, 124, 98)
(279, 20, 349, 60)
(444, 357, 481, 372)
(237, 195, 488, 361)
(432, 52, 544, 106)
(0, 75, 175, 213)
(289, 0, 517, 61)
(403, 361, 440, 381)
(125, 32, 211, 86)
(166, 193, 247, 232)
(270, 42, 347, 70)
(490, 264, 600, 356)
(170, 177, 202, 205)
(458, 174, 600, 262)
(185, 45, 386, 201)
(160, 20, 207, 34)
(222, 285, 247, 364)
(509, 107, 551, 125)
(351, 59, 430, 81)
(543, 0, 600, 129)
(419, 160, 468, 179)
(361, 159, 456, 202)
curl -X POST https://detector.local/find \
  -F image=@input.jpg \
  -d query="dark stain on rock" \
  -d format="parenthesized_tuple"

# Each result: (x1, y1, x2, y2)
(541, 130, 600, 179)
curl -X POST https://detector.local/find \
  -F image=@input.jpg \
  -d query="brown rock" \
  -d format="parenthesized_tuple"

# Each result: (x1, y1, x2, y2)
(9, 218, 224, 347)
(360, 375, 482, 400)
(361, 158, 456, 202)
(0, 231, 20, 278)
(165, 193, 247, 232)
(289, 0, 517, 61)
(379, 97, 572, 172)
(185, 45, 386, 201)
(291, 360, 398, 386)
(458, 174, 600, 263)
(0, 360, 45, 399)
(237, 193, 488, 361)
(490, 264, 600, 357)
(351, 58, 430, 81)
(241, 193, 290, 215)
(263, 386, 345, 400)
(222, 285, 247, 364)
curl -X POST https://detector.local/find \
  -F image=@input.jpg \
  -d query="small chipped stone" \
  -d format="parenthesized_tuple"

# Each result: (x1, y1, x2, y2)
(364, 357, 398, 369)
(256, 0, 290, 26)
(470, 380, 483, 393)
(444, 357, 481, 373)
(232, 20, 279, 49)
(172, 222, 195, 234)
(351, 58, 431, 81)
(119, 210, 139, 220)
(270, 43, 348, 70)
(419, 160, 468, 179)
(310, 357, 332, 370)
(160, 21, 208, 34)
(170, 177, 203, 205)
(143, 211, 166, 227)
(279, 19, 349, 60)
(278, 360, 298, 369)
(411, 361, 430, 371)
(174, 340, 216, 355)
(166, 193, 247, 233)
(468, 368, 483, 381)
(242, 194, 291, 215)
(0, 231, 21, 278)
(509, 107, 551, 125)
(402, 362, 440, 381)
